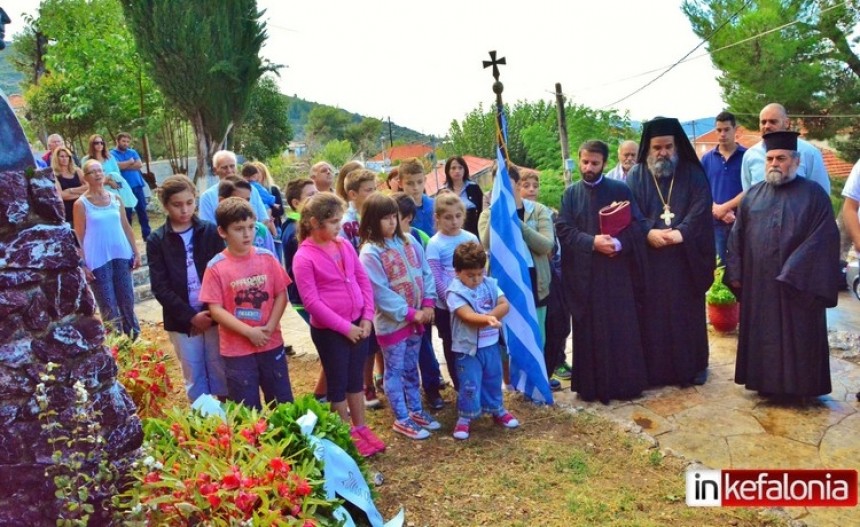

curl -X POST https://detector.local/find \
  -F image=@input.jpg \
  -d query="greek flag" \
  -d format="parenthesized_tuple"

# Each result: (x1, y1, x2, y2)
(488, 116, 554, 404)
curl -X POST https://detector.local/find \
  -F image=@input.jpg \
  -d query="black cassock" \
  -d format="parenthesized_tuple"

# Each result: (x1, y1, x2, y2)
(556, 177, 648, 403)
(726, 177, 840, 396)
(627, 162, 715, 386)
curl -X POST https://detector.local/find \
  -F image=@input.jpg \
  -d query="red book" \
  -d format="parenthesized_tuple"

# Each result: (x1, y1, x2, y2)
(599, 201, 631, 237)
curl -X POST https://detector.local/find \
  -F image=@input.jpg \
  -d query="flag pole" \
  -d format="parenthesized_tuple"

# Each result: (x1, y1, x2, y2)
(483, 50, 508, 159)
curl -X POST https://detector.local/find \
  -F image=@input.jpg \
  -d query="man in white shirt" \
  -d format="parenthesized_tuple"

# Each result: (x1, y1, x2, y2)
(605, 140, 638, 181)
(841, 158, 860, 251)
(197, 150, 271, 227)
(740, 103, 830, 194)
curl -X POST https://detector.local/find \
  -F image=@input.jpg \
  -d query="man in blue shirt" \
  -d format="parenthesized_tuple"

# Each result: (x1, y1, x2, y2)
(111, 132, 151, 239)
(701, 111, 746, 265)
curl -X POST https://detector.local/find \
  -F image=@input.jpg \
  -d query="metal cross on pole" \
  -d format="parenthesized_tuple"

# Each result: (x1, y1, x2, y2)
(483, 50, 507, 157)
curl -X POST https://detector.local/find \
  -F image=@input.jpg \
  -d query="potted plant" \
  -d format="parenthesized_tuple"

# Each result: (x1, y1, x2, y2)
(706, 266, 739, 333)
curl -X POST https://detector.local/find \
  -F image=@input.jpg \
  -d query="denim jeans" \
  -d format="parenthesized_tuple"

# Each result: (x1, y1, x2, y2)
(126, 185, 151, 240)
(167, 326, 227, 402)
(222, 345, 293, 410)
(714, 223, 732, 267)
(455, 344, 504, 418)
(382, 335, 423, 421)
(417, 324, 442, 394)
(90, 258, 140, 337)
(310, 323, 368, 403)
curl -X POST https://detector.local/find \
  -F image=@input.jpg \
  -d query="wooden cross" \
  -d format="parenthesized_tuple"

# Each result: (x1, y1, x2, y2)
(661, 205, 675, 226)
(483, 50, 506, 82)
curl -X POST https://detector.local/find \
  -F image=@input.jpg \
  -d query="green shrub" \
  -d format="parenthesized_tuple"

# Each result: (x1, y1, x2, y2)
(706, 266, 737, 305)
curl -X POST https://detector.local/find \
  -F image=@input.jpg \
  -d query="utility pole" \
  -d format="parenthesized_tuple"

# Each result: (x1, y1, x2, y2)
(387, 116, 393, 148)
(555, 83, 571, 187)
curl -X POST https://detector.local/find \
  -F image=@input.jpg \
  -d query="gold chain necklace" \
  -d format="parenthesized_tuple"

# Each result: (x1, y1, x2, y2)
(650, 170, 676, 226)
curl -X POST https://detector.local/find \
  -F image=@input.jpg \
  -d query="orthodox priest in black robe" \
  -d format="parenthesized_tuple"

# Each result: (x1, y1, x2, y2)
(556, 140, 649, 403)
(726, 131, 840, 397)
(627, 118, 715, 387)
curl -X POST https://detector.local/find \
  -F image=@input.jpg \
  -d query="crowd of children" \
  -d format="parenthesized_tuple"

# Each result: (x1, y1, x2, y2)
(147, 155, 572, 457)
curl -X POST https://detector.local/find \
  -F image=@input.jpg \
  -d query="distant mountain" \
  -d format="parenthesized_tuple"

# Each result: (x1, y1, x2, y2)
(284, 94, 433, 144)
(0, 45, 25, 95)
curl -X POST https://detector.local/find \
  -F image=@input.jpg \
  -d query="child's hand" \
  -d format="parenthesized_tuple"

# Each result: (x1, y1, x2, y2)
(413, 310, 429, 325)
(347, 325, 363, 343)
(359, 319, 373, 336)
(190, 310, 214, 333)
(246, 327, 270, 347)
(421, 307, 435, 324)
(485, 315, 501, 328)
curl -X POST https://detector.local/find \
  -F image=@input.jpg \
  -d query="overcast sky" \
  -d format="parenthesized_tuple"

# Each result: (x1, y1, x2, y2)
(2, 0, 727, 136)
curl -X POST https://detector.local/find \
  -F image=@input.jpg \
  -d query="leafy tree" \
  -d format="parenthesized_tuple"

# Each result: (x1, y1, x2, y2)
(121, 0, 272, 180)
(448, 99, 635, 172)
(304, 106, 351, 149)
(312, 139, 354, 169)
(344, 117, 383, 155)
(13, 0, 162, 148)
(683, 0, 860, 158)
(234, 75, 293, 161)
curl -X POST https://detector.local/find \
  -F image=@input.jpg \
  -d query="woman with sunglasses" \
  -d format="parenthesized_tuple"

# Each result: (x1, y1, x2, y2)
(82, 134, 138, 212)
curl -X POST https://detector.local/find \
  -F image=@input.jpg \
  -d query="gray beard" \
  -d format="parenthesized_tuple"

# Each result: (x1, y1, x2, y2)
(765, 169, 796, 186)
(647, 154, 677, 179)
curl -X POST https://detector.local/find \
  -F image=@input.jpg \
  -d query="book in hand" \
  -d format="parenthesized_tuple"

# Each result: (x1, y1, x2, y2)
(599, 201, 631, 237)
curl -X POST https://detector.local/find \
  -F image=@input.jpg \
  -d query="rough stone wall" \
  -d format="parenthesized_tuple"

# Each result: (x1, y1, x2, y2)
(0, 167, 142, 525)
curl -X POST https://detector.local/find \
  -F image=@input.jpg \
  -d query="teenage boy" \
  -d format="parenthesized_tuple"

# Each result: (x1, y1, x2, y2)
(199, 198, 293, 410)
(399, 158, 435, 236)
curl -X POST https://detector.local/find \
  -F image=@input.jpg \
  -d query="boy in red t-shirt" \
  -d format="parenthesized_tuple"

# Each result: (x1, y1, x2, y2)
(199, 197, 293, 409)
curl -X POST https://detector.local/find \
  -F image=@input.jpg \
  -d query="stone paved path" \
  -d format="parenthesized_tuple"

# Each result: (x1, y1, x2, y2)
(135, 295, 860, 527)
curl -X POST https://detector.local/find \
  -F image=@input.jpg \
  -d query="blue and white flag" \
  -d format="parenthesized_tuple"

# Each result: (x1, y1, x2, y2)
(488, 115, 554, 404)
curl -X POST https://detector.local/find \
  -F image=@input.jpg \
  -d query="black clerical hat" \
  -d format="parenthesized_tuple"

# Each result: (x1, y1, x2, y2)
(636, 116, 701, 169)
(762, 131, 800, 151)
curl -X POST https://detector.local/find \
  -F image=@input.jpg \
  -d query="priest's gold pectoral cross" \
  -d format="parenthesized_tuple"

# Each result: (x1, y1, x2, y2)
(660, 205, 675, 226)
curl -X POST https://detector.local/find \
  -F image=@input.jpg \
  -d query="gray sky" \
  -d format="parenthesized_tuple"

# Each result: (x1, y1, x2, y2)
(3, 0, 726, 136)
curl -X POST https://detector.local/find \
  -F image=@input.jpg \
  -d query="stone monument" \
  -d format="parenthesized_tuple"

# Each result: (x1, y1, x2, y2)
(0, 8, 142, 523)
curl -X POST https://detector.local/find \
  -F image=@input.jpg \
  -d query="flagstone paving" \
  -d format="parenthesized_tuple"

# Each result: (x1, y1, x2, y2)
(135, 294, 860, 526)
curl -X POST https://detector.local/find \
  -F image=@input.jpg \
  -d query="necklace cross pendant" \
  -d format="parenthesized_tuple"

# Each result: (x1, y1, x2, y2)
(660, 205, 674, 226)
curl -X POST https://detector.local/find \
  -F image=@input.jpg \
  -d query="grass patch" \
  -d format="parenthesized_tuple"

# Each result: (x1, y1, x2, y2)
(141, 326, 784, 527)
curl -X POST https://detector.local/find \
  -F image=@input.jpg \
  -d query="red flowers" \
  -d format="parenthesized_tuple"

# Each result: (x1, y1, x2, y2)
(108, 333, 173, 418)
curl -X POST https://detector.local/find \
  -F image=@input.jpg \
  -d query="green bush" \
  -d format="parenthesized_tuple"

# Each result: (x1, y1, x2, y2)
(706, 266, 737, 305)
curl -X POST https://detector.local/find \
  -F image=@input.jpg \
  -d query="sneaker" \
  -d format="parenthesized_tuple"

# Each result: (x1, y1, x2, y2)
(358, 426, 386, 453)
(350, 428, 377, 457)
(374, 374, 384, 393)
(392, 418, 430, 440)
(549, 378, 562, 391)
(452, 420, 470, 440)
(313, 393, 328, 404)
(553, 363, 572, 380)
(409, 410, 441, 431)
(504, 383, 516, 392)
(493, 411, 520, 429)
(285, 345, 296, 356)
(364, 387, 381, 409)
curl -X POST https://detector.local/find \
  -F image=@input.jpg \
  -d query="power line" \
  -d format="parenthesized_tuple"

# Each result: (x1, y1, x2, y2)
(599, 0, 753, 109)
(554, 0, 852, 106)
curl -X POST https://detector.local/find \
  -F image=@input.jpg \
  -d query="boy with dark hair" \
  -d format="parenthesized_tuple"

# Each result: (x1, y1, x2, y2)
(399, 158, 435, 235)
(282, 178, 317, 323)
(199, 197, 294, 410)
(447, 241, 518, 440)
(218, 176, 276, 255)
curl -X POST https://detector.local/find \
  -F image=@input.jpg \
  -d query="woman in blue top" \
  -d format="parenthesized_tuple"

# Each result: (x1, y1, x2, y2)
(443, 156, 483, 237)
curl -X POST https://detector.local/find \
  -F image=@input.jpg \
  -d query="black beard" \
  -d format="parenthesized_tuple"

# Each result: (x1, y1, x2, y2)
(582, 170, 601, 183)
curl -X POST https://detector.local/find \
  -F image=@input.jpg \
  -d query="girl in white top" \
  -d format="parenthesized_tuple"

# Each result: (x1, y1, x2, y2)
(74, 159, 141, 337)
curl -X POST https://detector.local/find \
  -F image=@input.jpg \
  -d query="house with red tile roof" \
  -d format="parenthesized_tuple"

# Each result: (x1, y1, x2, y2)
(368, 144, 433, 163)
(692, 126, 855, 179)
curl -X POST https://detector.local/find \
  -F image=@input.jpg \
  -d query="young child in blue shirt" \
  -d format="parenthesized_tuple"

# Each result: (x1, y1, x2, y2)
(446, 241, 519, 440)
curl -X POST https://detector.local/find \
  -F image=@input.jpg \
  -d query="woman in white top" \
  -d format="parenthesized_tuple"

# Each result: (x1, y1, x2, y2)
(74, 159, 141, 337)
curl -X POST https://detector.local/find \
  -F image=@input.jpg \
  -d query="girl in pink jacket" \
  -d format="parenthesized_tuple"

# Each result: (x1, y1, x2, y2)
(292, 193, 384, 457)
